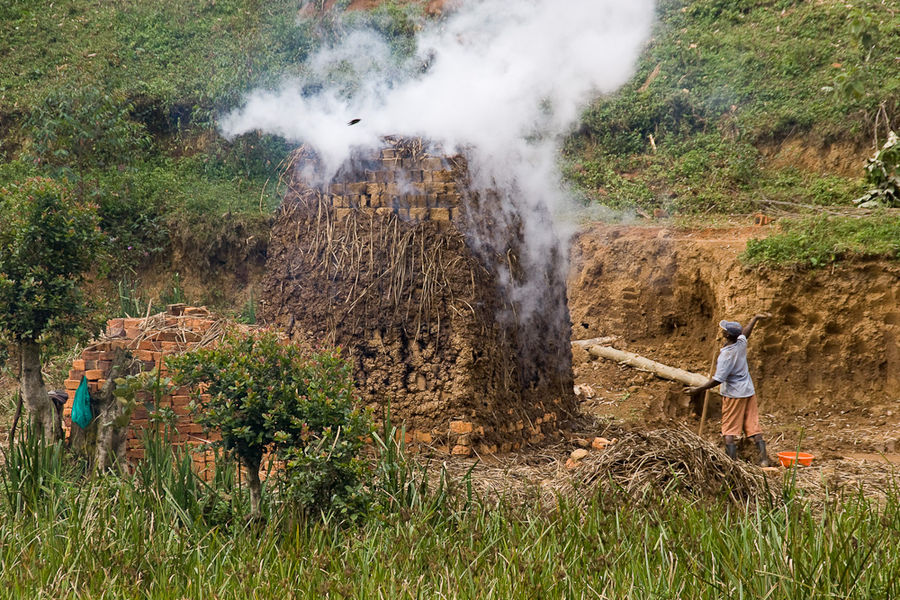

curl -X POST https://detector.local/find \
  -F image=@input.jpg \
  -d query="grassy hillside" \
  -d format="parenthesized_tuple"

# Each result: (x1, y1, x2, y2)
(1, 0, 898, 277)
(564, 0, 899, 214)
(0, 0, 420, 281)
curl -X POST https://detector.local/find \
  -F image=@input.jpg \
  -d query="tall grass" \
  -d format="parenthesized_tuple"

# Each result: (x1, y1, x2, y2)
(0, 431, 898, 599)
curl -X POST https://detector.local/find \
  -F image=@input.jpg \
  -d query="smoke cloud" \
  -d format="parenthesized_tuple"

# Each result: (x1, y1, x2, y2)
(221, 0, 654, 322)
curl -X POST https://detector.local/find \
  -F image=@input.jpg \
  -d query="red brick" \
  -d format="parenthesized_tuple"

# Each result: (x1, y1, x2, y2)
(451, 444, 472, 456)
(139, 340, 160, 351)
(449, 421, 474, 434)
(84, 369, 104, 380)
(72, 359, 85, 370)
(81, 350, 100, 361)
(64, 379, 80, 390)
(135, 350, 155, 362)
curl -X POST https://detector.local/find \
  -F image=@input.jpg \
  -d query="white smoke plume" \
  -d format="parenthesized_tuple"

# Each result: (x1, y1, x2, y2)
(221, 0, 655, 321)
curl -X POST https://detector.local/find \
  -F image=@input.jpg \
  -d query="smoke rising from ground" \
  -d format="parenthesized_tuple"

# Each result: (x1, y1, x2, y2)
(222, 0, 654, 322)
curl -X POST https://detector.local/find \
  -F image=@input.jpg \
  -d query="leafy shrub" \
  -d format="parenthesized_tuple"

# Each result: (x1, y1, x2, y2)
(168, 330, 372, 519)
(0, 177, 103, 347)
(856, 131, 900, 208)
(24, 87, 149, 183)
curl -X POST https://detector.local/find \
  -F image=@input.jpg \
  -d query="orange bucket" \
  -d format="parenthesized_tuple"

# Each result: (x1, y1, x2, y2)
(777, 451, 814, 467)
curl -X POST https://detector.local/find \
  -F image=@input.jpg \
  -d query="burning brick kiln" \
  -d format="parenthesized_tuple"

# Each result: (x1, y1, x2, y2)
(261, 137, 576, 455)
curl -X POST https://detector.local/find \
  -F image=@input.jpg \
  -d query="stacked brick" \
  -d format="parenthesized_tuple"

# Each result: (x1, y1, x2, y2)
(314, 144, 464, 223)
(61, 305, 222, 470)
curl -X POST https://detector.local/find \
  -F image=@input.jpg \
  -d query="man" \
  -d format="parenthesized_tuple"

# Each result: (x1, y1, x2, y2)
(684, 313, 771, 466)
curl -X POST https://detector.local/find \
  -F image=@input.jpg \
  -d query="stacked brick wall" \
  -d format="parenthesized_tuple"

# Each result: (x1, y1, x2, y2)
(310, 142, 464, 223)
(61, 305, 222, 470)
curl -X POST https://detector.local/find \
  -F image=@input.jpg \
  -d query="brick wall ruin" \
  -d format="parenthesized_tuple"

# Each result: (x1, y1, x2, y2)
(61, 305, 223, 468)
(261, 137, 576, 455)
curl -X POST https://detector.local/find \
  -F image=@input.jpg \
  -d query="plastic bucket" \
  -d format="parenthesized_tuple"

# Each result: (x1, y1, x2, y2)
(777, 451, 814, 467)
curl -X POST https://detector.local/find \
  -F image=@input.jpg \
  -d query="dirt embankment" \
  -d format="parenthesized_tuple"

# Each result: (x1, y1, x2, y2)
(567, 224, 900, 457)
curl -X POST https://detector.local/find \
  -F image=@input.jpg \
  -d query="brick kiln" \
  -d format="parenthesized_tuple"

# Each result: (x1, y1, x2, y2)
(261, 137, 576, 455)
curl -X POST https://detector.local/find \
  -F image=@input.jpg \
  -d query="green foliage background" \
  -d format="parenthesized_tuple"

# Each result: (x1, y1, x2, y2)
(1, 0, 898, 270)
(0, 178, 102, 344)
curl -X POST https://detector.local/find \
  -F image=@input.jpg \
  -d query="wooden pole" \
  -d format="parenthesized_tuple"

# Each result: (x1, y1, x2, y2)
(572, 341, 709, 387)
(697, 349, 719, 437)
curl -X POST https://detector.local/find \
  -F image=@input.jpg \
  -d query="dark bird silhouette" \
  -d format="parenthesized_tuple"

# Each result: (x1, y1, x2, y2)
(347, 118, 361, 126)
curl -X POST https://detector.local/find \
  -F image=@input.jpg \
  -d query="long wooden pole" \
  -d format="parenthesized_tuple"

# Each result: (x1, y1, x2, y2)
(572, 341, 709, 387)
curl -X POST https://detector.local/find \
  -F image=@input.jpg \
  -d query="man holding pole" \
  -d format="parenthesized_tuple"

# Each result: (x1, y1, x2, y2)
(684, 314, 771, 466)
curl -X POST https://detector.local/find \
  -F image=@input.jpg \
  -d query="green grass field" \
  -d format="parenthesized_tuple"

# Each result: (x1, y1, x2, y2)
(1, 432, 898, 599)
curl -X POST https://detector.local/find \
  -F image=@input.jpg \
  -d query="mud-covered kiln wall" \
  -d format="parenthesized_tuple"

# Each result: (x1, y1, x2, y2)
(261, 140, 575, 455)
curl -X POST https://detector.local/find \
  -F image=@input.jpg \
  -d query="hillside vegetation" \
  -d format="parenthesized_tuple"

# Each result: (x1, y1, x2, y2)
(1, 0, 898, 284)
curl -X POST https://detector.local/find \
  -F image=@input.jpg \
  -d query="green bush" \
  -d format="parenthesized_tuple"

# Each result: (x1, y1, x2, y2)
(24, 87, 149, 183)
(168, 330, 372, 519)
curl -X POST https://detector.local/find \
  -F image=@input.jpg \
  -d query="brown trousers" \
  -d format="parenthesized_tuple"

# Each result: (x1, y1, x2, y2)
(721, 395, 761, 437)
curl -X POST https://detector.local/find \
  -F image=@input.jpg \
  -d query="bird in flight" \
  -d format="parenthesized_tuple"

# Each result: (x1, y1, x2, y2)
(347, 118, 361, 126)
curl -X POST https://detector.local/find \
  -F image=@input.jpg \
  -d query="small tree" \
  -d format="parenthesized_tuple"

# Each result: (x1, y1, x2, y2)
(168, 330, 372, 518)
(0, 178, 102, 441)
(855, 131, 900, 208)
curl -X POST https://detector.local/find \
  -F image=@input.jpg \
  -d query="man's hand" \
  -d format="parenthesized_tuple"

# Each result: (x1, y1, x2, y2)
(743, 312, 772, 338)
(684, 378, 720, 395)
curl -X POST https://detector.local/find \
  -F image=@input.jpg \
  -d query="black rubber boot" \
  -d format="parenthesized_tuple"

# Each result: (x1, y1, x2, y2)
(724, 435, 738, 459)
(753, 434, 770, 467)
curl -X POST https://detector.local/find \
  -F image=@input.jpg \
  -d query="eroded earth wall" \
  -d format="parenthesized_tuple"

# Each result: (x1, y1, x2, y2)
(569, 225, 900, 412)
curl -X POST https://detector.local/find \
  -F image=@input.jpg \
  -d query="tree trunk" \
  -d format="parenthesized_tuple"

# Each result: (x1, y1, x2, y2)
(70, 348, 137, 472)
(19, 340, 60, 442)
(242, 456, 262, 518)
(94, 350, 135, 472)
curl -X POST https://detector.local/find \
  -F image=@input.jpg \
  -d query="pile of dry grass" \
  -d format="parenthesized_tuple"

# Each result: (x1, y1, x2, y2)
(578, 429, 768, 504)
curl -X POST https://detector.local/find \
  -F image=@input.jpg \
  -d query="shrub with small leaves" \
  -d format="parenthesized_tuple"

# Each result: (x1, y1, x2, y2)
(855, 131, 900, 208)
(167, 330, 372, 518)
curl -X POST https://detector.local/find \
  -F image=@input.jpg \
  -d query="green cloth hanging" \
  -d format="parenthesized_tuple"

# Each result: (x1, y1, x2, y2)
(71, 375, 92, 429)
